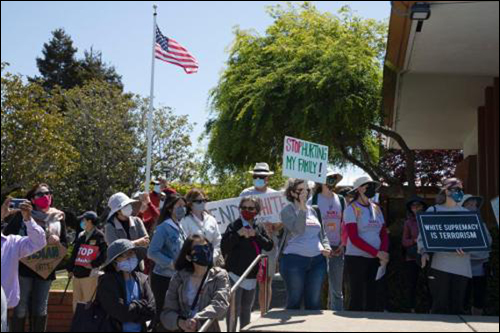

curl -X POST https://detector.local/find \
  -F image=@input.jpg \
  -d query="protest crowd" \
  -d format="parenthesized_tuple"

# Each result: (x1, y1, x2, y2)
(1, 160, 495, 333)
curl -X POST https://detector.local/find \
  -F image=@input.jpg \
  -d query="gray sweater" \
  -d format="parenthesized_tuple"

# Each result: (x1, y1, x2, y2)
(279, 203, 331, 257)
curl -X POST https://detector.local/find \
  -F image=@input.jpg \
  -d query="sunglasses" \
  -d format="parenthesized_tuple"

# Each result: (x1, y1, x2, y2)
(253, 176, 267, 180)
(241, 206, 256, 212)
(192, 199, 208, 204)
(34, 191, 52, 199)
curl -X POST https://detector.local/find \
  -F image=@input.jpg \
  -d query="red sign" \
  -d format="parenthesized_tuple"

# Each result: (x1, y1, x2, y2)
(74, 244, 99, 268)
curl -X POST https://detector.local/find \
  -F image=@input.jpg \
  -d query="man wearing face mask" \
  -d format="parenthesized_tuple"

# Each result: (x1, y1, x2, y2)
(96, 239, 155, 332)
(417, 178, 472, 315)
(104, 192, 150, 248)
(67, 211, 107, 312)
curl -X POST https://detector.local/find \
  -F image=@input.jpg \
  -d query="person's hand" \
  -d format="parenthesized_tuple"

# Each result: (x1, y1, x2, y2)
(331, 246, 344, 257)
(68, 272, 74, 279)
(298, 190, 308, 210)
(135, 236, 150, 247)
(19, 202, 33, 222)
(421, 253, 430, 268)
(48, 234, 60, 244)
(186, 318, 198, 332)
(379, 257, 389, 266)
(264, 222, 274, 235)
(139, 192, 151, 205)
(237, 228, 248, 238)
(178, 319, 190, 332)
(377, 251, 389, 262)
(456, 249, 466, 257)
(321, 249, 332, 258)
(247, 229, 256, 238)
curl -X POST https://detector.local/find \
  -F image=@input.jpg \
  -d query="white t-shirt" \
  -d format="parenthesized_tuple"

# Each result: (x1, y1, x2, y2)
(309, 193, 343, 246)
(344, 202, 385, 258)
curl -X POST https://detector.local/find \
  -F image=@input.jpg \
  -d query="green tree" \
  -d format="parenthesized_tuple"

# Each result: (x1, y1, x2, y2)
(1, 65, 79, 199)
(207, 3, 422, 197)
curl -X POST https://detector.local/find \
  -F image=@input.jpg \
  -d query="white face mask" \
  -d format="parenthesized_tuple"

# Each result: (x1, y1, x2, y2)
(120, 204, 133, 217)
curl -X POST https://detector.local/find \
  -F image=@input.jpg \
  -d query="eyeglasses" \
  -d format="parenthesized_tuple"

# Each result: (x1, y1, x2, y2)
(34, 191, 52, 199)
(241, 206, 256, 212)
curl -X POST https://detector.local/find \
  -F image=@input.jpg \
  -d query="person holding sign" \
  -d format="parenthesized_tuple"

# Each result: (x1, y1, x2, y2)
(343, 176, 389, 312)
(240, 162, 281, 316)
(279, 179, 331, 311)
(1, 198, 46, 317)
(418, 178, 472, 315)
(461, 195, 492, 316)
(221, 196, 273, 331)
(3, 183, 68, 332)
(308, 171, 346, 311)
(67, 211, 107, 312)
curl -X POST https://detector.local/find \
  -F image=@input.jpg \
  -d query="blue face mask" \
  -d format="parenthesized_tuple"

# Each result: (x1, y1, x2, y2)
(80, 220, 86, 230)
(450, 189, 464, 203)
(191, 245, 213, 267)
(117, 256, 138, 273)
(254, 178, 266, 189)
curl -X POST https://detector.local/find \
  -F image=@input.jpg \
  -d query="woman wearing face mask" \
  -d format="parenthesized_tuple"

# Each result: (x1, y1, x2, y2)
(279, 179, 331, 311)
(402, 196, 428, 313)
(418, 178, 472, 315)
(181, 189, 222, 265)
(3, 183, 68, 332)
(161, 235, 230, 332)
(97, 239, 155, 332)
(343, 176, 389, 312)
(67, 211, 107, 312)
(460, 195, 492, 316)
(240, 163, 281, 316)
(221, 196, 273, 332)
(148, 193, 188, 331)
(105, 192, 150, 248)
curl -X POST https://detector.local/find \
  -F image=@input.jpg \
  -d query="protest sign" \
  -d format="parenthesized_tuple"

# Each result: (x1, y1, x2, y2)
(206, 191, 289, 233)
(283, 136, 328, 183)
(74, 244, 99, 268)
(417, 212, 490, 252)
(20, 243, 68, 279)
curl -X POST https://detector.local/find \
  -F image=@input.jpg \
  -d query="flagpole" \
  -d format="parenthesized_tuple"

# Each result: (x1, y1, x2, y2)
(145, 4, 157, 193)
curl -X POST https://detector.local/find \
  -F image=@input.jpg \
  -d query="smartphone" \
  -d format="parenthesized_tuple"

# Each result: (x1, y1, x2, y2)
(9, 199, 28, 209)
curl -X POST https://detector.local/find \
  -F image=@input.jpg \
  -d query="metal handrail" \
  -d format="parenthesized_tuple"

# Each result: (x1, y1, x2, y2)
(198, 254, 269, 332)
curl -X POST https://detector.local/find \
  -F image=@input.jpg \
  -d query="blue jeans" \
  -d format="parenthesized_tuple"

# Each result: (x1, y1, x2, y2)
(328, 253, 345, 311)
(280, 254, 327, 310)
(13, 276, 52, 318)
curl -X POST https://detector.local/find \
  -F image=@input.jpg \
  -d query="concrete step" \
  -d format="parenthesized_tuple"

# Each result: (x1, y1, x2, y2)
(241, 310, 500, 332)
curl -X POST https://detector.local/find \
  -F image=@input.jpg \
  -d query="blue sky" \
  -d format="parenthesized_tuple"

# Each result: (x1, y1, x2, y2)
(1, 1, 391, 185)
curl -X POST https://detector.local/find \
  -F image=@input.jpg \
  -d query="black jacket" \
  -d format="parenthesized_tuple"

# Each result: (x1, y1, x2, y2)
(221, 218, 274, 279)
(96, 270, 155, 332)
(67, 228, 107, 278)
(3, 211, 68, 281)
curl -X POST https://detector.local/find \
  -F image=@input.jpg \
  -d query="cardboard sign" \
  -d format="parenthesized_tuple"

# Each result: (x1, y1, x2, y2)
(417, 212, 490, 252)
(491, 196, 499, 227)
(20, 243, 67, 279)
(206, 191, 289, 233)
(74, 244, 99, 268)
(283, 136, 328, 183)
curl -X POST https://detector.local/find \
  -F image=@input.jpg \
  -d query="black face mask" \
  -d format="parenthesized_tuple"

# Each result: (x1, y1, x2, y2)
(191, 245, 213, 267)
(364, 184, 377, 199)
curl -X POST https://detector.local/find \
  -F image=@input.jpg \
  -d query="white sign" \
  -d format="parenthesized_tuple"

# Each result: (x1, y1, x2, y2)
(206, 191, 289, 233)
(492, 196, 499, 227)
(282, 136, 328, 183)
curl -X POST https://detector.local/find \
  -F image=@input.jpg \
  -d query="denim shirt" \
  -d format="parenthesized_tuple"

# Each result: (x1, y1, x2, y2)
(148, 219, 187, 278)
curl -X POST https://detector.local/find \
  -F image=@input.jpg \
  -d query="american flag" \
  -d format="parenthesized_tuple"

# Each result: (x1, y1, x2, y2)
(155, 25, 199, 74)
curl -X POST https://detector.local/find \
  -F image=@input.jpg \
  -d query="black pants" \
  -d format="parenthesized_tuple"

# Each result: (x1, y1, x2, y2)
(404, 261, 420, 310)
(345, 256, 380, 312)
(466, 275, 488, 310)
(150, 273, 171, 331)
(428, 269, 469, 315)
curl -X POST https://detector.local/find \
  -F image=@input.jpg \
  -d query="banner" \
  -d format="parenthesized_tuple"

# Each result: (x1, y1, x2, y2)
(206, 191, 289, 233)
(74, 244, 99, 268)
(283, 136, 328, 183)
(20, 243, 67, 279)
(417, 212, 490, 252)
